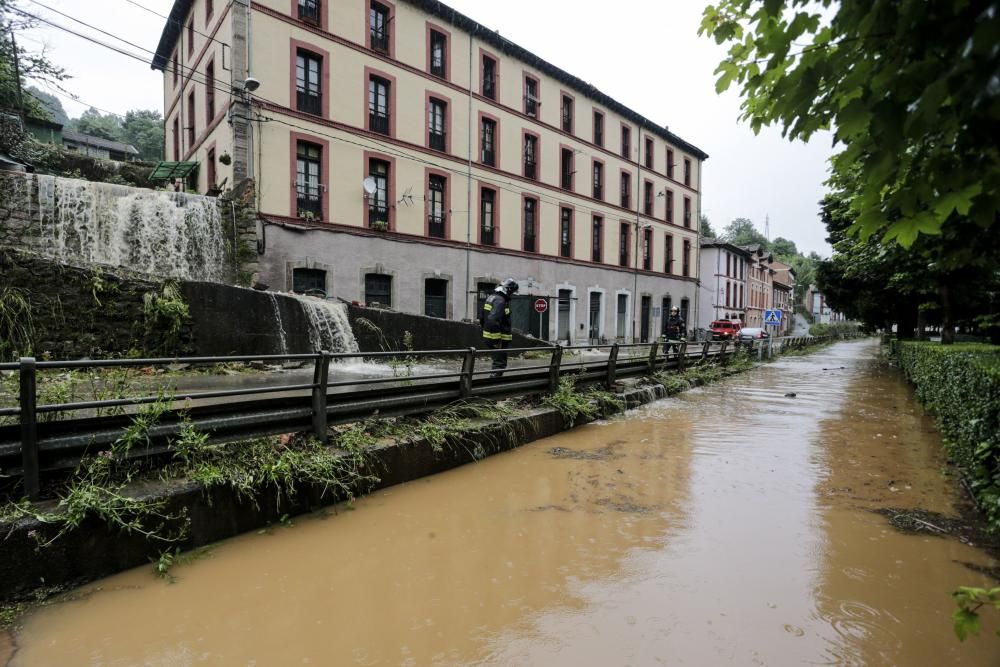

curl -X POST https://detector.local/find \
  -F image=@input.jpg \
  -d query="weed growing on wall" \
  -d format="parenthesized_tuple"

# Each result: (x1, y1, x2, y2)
(0, 286, 34, 361)
(142, 281, 190, 355)
(542, 376, 624, 428)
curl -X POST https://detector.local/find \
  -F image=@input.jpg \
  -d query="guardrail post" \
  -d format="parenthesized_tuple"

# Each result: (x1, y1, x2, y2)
(678, 341, 687, 371)
(606, 343, 619, 389)
(311, 352, 330, 443)
(548, 345, 562, 391)
(701, 341, 711, 362)
(719, 340, 728, 363)
(19, 357, 39, 500)
(647, 341, 659, 374)
(461, 347, 476, 398)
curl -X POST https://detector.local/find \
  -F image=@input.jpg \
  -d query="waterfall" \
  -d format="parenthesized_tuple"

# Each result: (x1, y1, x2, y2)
(267, 292, 289, 357)
(296, 297, 360, 354)
(34, 174, 226, 282)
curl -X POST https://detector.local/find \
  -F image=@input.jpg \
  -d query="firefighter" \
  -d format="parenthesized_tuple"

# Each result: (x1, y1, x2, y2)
(480, 278, 518, 376)
(664, 305, 686, 353)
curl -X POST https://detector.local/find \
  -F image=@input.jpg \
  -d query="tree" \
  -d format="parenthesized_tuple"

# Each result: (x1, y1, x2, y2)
(25, 85, 67, 124)
(67, 108, 124, 141)
(122, 110, 164, 162)
(700, 0, 999, 249)
(0, 0, 67, 114)
(700, 213, 716, 238)
(721, 217, 770, 249)
(771, 237, 798, 258)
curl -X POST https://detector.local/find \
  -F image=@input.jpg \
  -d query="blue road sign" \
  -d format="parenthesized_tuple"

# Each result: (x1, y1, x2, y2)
(764, 309, 782, 325)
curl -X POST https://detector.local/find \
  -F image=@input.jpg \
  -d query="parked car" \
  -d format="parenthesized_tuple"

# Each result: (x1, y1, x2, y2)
(709, 319, 742, 340)
(738, 327, 770, 342)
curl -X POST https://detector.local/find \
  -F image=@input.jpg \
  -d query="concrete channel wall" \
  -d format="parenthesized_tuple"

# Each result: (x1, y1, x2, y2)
(0, 382, 666, 603)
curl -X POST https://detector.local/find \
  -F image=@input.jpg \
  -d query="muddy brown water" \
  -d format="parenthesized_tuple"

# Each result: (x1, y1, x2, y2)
(7, 339, 999, 665)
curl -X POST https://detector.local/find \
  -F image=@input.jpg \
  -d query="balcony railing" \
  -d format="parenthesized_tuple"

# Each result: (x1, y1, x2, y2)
(298, 2, 319, 23)
(481, 148, 495, 167)
(524, 159, 536, 179)
(429, 131, 446, 151)
(428, 214, 446, 238)
(619, 252, 628, 267)
(561, 171, 572, 190)
(481, 227, 495, 245)
(621, 194, 630, 209)
(297, 91, 321, 115)
(368, 204, 389, 228)
(594, 184, 603, 199)
(523, 234, 535, 252)
(371, 29, 389, 52)
(370, 113, 390, 135)
(297, 195, 321, 218)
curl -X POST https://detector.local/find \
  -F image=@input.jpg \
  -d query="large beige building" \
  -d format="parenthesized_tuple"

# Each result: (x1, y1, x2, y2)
(153, 0, 708, 344)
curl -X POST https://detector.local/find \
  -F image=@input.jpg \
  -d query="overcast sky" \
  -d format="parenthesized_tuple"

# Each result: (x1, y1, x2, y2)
(18, 0, 834, 255)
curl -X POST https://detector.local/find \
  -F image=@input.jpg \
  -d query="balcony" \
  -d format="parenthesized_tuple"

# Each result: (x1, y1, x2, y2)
(428, 214, 446, 238)
(371, 29, 389, 53)
(370, 113, 390, 135)
(368, 204, 389, 229)
(429, 131, 446, 152)
(297, 91, 321, 116)
(297, 195, 321, 219)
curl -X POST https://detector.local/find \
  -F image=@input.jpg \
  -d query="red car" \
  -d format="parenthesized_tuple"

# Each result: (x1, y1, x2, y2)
(709, 319, 742, 340)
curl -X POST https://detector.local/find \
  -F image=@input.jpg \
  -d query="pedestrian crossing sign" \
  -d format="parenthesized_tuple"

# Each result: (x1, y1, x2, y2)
(764, 309, 782, 325)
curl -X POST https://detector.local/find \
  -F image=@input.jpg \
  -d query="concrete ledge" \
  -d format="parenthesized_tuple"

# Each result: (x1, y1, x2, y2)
(0, 383, 665, 603)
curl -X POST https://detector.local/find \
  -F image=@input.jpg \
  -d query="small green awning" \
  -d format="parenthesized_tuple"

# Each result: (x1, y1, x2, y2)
(149, 161, 199, 181)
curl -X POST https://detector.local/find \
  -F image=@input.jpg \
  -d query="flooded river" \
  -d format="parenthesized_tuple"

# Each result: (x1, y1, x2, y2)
(7, 339, 999, 665)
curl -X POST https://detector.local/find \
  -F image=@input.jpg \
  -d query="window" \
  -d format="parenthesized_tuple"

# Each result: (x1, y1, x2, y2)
(589, 292, 603, 340)
(205, 61, 215, 119)
(523, 197, 537, 252)
(593, 162, 603, 200)
(524, 76, 538, 117)
(186, 91, 195, 147)
(172, 52, 179, 87)
(645, 137, 653, 169)
(560, 148, 573, 190)
(425, 278, 447, 318)
(684, 158, 692, 186)
(592, 216, 603, 262)
(293, 268, 326, 294)
(680, 298, 689, 325)
(298, 0, 320, 23)
(428, 174, 446, 238)
(480, 117, 496, 166)
(620, 172, 631, 208)
(429, 30, 447, 77)
(368, 76, 390, 134)
(621, 125, 630, 159)
(365, 273, 392, 307)
(643, 228, 652, 270)
(683, 197, 691, 228)
(480, 188, 496, 245)
(172, 116, 179, 160)
(593, 111, 604, 146)
(370, 2, 390, 53)
(482, 55, 496, 99)
(206, 0, 214, 21)
(187, 19, 194, 56)
(664, 234, 673, 273)
(296, 49, 322, 115)
(561, 95, 573, 132)
(666, 190, 674, 223)
(619, 222, 629, 266)
(643, 181, 653, 216)
(726, 281, 731, 308)
(523, 133, 537, 179)
(428, 98, 446, 151)
(206, 148, 216, 189)
(683, 239, 691, 276)
(617, 293, 628, 339)
(667, 149, 675, 179)
(560, 207, 572, 258)
(296, 141, 322, 218)
(661, 297, 672, 336)
(368, 159, 389, 228)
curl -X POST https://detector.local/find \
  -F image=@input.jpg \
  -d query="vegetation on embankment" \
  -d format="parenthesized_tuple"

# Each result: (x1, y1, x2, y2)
(893, 342, 1000, 532)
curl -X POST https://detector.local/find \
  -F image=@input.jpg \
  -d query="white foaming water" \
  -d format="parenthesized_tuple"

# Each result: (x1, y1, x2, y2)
(35, 174, 226, 281)
(267, 292, 289, 357)
(296, 297, 360, 354)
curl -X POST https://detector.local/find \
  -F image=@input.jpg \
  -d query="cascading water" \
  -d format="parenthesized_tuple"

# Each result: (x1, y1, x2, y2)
(267, 292, 289, 357)
(35, 174, 227, 282)
(295, 297, 360, 354)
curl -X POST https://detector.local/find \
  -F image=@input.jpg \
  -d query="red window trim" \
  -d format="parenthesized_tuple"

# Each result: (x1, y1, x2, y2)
(290, 38, 331, 119)
(592, 215, 605, 263)
(364, 65, 397, 137)
(664, 233, 674, 273)
(644, 135, 654, 170)
(478, 110, 501, 168)
(619, 168, 632, 209)
(363, 149, 397, 231)
(424, 167, 451, 239)
(425, 90, 452, 154)
(522, 71, 540, 117)
(366, 0, 396, 58)
(559, 203, 576, 259)
(479, 48, 499, 99)
(186, 19, 194, 57)
(521, 194, 539, 253)
(620, 121, 632, 160)
(592, 109, 604, 146)
(591, 157, 605, 200)
(289, 131, 330, 223)
(559, 143, 575, 192)
(522, 128, 540, 179)
(289, 0, 328, 30)
(478, 183, 500, 245)
(560, 90, 575, 135)
(425, 21, 451, 80)
(619, 219, 632, 267)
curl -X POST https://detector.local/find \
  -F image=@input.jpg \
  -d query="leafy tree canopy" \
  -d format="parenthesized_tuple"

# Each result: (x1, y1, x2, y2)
(25, 85, 67, 124)
(64, 108, 164, 161)
(700, 0, 999, 248)
(700, 213, 716, 238)
(771, 236, 798, 257)
(0, 0, 68, 114)
(720, 217, 770, 248)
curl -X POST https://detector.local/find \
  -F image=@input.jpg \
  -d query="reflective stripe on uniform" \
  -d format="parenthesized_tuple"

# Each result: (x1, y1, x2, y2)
(504, 308, 510, 315)
(500, 333, 513, 341)
(483, 303, 493, 311)
(482, 330, 503, 340)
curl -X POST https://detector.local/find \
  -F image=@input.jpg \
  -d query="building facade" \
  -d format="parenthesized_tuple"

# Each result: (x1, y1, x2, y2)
(697, 239, 749, 330)
(152, 0, 708, 343)
(769, 260, 794, 336)
(743, 245, 774, 328)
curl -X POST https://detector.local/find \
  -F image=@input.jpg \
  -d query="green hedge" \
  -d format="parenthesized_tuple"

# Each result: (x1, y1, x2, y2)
(896, 342, 1000, 530)
(809, 321, 859, 337)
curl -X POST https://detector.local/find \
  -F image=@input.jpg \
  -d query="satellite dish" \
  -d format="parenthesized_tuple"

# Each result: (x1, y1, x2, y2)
(362, 177, 377, 195)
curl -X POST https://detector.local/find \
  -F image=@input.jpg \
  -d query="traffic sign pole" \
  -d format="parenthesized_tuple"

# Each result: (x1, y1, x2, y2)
(534, 298, 548, 340)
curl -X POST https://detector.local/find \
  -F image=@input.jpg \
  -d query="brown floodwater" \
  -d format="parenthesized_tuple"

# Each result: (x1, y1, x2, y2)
(7, 339, 999, 665)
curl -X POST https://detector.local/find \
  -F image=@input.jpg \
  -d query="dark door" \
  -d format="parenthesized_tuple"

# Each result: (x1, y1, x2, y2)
(557, 289, 572, 342)
(640, 295, 651, 343)
(424, 278, 447, 318)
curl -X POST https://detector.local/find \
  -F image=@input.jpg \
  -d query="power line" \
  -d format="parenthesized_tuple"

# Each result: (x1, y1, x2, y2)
(25, 0, 160, 60)
(122, 0, 231, 49)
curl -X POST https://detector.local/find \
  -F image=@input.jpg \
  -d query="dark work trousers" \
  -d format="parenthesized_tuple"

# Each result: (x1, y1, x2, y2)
(485, 338, 510, 377)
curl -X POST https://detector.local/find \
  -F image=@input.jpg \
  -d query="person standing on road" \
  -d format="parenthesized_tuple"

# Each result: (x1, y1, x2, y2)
(480, 278, 518, 377)
(664, 306, 686, 352)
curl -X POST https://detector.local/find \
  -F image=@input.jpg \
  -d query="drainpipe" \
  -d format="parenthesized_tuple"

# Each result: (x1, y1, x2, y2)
(464, 27, 475, 321)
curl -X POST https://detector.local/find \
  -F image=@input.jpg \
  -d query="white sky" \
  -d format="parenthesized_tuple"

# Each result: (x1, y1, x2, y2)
(17, 0, 834, 256)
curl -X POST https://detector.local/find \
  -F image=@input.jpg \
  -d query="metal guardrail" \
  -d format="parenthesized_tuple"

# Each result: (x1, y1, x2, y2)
(0, 336, 828, 499)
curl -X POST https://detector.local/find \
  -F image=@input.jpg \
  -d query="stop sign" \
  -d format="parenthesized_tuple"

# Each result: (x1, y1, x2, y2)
(533, 298, 548, 313)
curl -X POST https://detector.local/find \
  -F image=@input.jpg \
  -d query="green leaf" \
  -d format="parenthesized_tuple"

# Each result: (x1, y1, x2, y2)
(953, 608, 980, 642)
(933, 183, 983, 220)
(836, 99, 872, 140)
